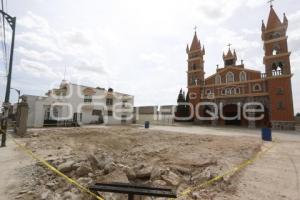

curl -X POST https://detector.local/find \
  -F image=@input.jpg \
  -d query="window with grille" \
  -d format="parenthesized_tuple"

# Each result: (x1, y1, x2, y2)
(106, 98, 113, 105)
(84, 95, 92, 102)
(107, 111, 113, 116)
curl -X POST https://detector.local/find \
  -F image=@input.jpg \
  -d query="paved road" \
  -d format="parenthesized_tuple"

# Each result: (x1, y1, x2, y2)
(148, 124, 300, 141)
(150, 125, 300, 200)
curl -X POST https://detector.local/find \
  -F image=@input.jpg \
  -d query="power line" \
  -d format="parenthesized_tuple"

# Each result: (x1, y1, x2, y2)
(1, 0, 8, 74)
(4, 0, 8, 74)
(0, 14, 6, 73)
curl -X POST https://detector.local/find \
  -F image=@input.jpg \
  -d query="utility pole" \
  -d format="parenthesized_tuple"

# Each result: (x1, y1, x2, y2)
(1, 10, 16, 147)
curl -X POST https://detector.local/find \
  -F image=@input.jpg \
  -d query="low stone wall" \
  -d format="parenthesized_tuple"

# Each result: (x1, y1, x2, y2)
(295, 117, 300, 130)
(296, 117, 300, 125)
(272, 121, 296, 130)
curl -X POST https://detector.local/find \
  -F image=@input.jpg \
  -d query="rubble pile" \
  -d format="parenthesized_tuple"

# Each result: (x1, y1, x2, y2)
(12, 127, 260, 200)
(16, 153, 235, 200)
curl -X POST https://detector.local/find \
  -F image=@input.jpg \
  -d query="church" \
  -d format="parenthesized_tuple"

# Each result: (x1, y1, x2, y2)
(178, 5, 295, 130)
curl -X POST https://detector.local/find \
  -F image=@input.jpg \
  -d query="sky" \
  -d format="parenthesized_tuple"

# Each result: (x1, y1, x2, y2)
(0, 0, 300, 113)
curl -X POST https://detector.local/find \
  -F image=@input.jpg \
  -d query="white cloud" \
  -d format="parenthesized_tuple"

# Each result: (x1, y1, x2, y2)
(17, 59, 57, 78)
(191, 0, 244, 25)
(18, 11, 51, 35)
(62, 30, 92, 46)
(16, 11, 109, 85)
(16, 47, 62, 62)
(241, 28, 260, 35)
(288, 10, 300, 51)
(17, 32, 59, 52)
(288, 10, 300, 22)
(208, 28, 260, 50)
(72, 58, 107, 74)
(245, 0, 265, 8)
(139, 52, 172, 72)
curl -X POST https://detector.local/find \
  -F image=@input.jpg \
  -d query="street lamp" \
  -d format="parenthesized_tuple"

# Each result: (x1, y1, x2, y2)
(10, 88, 20, 104)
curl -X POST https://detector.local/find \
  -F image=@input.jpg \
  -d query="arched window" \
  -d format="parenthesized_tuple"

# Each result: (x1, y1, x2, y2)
(194, 78, 199, 85)
(239, 71, 247, 82)
(226, 72, 235, 83)
(235, 88, 240, 94)
(215, 75, 221, 84)
(225, 88, 231, 95)
(206, 89, 211, 94)
(253, 83, 261, 92)
(190, 76, 195, 85)
(231, 88, 235, 95)
(192, 63, 196, 70)
(272, 44, 280, 55)
(221, 89, 225, 95)
(278, 62, 283, 70)
(271, 62, 284, 76)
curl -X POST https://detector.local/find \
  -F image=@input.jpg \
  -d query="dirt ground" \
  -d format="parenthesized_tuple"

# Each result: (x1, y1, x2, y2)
(150, 125, 300, 200)
(1, 126, 262, 200)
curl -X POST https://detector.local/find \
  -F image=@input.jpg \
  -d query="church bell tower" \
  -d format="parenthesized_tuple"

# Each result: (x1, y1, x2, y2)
(186, 30, 205, 108)
(262, 5, 295, 129)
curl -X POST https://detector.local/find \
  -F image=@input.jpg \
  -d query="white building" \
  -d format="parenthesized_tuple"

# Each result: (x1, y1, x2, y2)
(23, 81, 134, 128)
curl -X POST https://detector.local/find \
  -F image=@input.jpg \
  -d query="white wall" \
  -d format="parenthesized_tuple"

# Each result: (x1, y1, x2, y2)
(24, 82, 134, 127)
(135, 114, 174, 125)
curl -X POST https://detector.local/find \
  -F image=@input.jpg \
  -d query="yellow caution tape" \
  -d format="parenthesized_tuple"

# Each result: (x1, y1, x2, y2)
(11, 134, 276, 200)
(11, 137, 104, 200)
(172, 140, 277, 199)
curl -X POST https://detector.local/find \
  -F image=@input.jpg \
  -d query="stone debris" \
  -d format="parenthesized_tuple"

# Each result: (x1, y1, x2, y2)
(77, 177, 93, 186)
(152, 179, 167, 186)
(62, 191, 80, 200)
(124, 167, 136, 180)
(135, 165, 153, 179)
(13, 127, 261, 200)
(161, 171, 182, 186)
(171, 165, 191, 175)
(76, 163, 92, 176)
(57, 161, 76, 173)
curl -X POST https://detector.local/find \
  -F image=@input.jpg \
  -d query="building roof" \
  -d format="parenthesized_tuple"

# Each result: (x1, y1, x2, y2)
(68, 82, 133, 97)
(223, 48, 237, 60)
(205, 66, 261, 80)
(266, 6, 282, 30)
(190, 31, 201, 51)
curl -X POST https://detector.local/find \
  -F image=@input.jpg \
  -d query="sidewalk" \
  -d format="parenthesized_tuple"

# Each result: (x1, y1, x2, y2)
(0, 136, 32, 200)
(229, 139, 300, 200)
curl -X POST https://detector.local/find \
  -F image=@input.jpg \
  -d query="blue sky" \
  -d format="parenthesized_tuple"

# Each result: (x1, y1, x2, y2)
(0, 0, 300, 113)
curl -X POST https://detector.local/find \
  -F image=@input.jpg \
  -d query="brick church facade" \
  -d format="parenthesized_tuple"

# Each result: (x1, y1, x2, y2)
(183, 5, 295, 130)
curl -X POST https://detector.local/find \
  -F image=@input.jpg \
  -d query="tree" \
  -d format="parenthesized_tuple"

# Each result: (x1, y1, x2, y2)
(175, 89, 191, 120)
